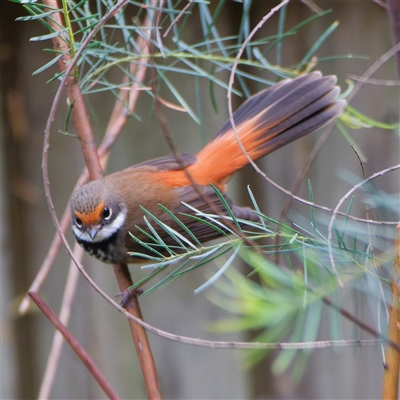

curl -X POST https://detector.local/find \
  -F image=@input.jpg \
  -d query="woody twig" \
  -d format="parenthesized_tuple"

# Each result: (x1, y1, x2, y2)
(29, 291, 120, 400)
(38, 1, 161, 399)
(382, 224, 400, 400)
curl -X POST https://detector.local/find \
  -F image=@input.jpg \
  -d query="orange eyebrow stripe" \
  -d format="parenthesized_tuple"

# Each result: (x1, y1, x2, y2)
(74, 202, 105, 226)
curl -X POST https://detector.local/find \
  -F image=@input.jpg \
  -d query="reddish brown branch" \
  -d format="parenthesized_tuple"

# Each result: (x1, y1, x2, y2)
(65, 84, 103, 180)
(28, 292, 120, 400)
(382, 225, 400, 399)
(41, 1, 161, 399)
(119, 264, 160, 400)
(45, 0, 103, 180)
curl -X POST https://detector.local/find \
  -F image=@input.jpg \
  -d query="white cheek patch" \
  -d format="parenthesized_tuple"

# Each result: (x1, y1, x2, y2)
(72, 224, 86, 240)
(73, 208, 127, 243)
(94, 207, 127, 242)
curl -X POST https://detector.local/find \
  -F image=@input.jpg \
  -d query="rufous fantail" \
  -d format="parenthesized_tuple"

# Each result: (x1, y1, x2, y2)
(70, 71, 346, 264)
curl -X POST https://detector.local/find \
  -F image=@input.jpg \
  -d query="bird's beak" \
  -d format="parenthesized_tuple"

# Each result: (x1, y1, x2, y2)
(88, 226, 100, 240)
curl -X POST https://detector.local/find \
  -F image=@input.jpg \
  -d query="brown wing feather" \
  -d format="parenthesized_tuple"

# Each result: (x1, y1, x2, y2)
(125, 185, 257, 259)
(127, 153, 197, 171)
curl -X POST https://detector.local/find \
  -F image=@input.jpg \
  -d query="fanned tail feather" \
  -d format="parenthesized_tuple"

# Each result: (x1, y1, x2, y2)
(155, 71, 346, 189)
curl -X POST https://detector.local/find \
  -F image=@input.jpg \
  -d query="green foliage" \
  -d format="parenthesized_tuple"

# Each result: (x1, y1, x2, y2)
(14, 0, 365, 124)
(126, 181, 396, 379)
(13, 0, 398, 380)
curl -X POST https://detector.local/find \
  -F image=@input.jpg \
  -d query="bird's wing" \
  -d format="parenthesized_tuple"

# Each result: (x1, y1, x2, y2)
(127, 153, 197, 171)
(128, 182, 257, 255)
(125, 153, 256, 253)
(171, 184, 258, 243)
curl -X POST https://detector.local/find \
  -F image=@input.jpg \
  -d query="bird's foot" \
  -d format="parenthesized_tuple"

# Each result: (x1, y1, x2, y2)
(114, 287, 144, 308)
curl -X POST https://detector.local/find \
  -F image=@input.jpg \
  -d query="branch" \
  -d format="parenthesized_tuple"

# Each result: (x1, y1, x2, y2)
(28, 292, 120, 400)
(40, 1, 161, 399)
(38, 244, 82, 400)
(382, 224, 400, 399)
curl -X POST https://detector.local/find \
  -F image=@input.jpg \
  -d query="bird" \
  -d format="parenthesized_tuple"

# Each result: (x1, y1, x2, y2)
(70, 71, 346, 265)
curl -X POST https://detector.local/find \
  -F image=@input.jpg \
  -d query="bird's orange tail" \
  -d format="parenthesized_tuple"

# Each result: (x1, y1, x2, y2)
(156, 71, 346, 190)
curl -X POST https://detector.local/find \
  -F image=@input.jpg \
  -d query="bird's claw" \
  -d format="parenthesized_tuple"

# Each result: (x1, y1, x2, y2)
(114, 287, 144, 308)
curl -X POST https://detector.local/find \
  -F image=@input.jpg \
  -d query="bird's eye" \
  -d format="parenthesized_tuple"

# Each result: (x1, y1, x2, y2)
(102, 206, 112, 220)
(75, 216, 83, 228)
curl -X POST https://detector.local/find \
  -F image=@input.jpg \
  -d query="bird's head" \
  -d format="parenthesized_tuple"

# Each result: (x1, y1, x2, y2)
(70, 180, 127, 243)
